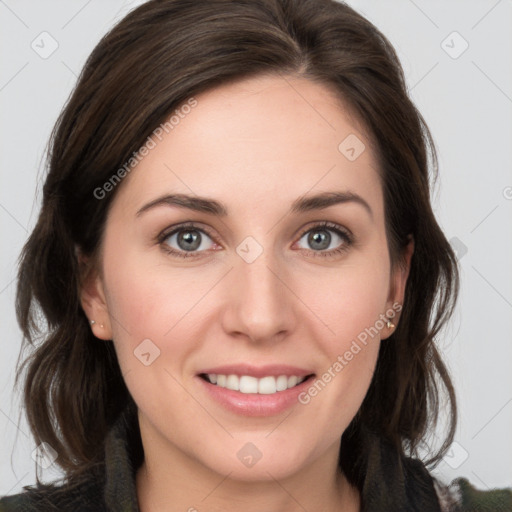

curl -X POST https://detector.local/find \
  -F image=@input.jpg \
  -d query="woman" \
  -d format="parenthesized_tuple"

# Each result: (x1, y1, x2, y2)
(1, 0, 510, 510)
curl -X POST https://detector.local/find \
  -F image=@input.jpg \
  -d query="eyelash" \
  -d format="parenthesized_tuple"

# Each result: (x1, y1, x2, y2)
(157, 221, 354, 259)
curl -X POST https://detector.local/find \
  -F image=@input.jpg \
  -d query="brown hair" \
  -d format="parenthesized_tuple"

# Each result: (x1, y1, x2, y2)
(16, 0, 458, 490)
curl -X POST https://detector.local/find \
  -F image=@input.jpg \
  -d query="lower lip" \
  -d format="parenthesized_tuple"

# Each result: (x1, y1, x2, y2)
(196, 375, 315, 417)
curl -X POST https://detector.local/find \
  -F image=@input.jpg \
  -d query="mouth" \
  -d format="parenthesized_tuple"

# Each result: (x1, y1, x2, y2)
(196, 365, 316, 417)
(199, 373, 314, 395)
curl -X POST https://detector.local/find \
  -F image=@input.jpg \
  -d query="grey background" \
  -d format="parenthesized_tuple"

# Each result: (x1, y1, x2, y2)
(1, 0, 511, 496)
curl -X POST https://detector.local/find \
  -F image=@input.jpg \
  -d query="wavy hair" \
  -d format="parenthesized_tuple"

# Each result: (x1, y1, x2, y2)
(15, 0, 459, 490)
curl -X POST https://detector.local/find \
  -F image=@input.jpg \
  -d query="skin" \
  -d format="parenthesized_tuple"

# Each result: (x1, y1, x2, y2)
(81, 74, 413, 512)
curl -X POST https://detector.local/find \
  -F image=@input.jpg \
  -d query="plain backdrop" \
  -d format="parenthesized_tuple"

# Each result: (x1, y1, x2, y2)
(1, 0, 511, 496)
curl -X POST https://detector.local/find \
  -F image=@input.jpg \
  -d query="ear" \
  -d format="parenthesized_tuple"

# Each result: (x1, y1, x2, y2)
(382, 235, 414, 339)
(78, 251, 113, 341)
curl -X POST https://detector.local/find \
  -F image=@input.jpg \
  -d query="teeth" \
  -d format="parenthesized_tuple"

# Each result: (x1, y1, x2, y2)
(240, 375, 258, 393)
(258, 376, 275, 394)
(276, 375, 288, 391)
(205, 374, 307, 394)
(226, 374, 239, 391)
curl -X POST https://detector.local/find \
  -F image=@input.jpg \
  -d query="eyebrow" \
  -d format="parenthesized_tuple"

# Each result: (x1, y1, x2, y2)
(136, 190, 373, 219)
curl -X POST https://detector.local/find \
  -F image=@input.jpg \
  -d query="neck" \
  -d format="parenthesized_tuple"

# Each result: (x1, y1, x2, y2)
(136, 464, 360, 512)
(135, 418, 360, 512)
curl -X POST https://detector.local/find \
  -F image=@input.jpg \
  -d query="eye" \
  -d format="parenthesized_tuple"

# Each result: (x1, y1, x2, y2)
(158, 221, 353, 260)
(159, 223, 218, 258)
(295, 222, 353, 257)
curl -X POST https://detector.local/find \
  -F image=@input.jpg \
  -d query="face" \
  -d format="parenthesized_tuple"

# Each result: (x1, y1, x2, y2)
(82, 74, 411, 482)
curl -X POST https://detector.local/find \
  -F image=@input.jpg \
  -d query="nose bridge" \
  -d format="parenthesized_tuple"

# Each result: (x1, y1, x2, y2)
(225, 238, 294, 342)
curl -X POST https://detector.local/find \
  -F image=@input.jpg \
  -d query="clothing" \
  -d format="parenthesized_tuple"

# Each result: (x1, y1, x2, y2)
(1, 409, 510, 512)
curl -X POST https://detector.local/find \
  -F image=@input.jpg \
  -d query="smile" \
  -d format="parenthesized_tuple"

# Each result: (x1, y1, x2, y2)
(200, 374, 310, 394)
(196, 364, 316, 416)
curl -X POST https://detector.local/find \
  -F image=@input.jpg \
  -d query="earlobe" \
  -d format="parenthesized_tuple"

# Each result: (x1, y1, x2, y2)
(78, 252, 113, 341)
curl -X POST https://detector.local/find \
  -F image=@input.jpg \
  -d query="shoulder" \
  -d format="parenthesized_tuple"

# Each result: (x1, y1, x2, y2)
(0, 474, 106, 512)
(0, 405, 142, 512)
(432, 475, 512, 512)
(397, 449, 512, 512)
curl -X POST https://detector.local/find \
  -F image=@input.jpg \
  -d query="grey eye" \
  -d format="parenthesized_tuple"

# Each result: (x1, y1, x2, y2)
(164, 229, 214, 253)
(297, 227, 347, 252)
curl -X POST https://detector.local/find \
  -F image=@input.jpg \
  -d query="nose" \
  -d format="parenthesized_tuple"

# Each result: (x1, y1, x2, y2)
(220, 244, 297, 344)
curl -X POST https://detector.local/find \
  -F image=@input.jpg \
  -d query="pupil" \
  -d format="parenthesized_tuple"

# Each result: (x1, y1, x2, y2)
(178, 230, 201, 251)
(309, 230, 330, 250)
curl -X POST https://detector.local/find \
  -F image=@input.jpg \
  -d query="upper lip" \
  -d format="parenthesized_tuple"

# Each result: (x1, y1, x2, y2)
(197, 364, 315, 378)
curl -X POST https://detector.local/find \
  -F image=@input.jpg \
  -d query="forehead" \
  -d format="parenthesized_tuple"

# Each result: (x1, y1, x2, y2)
(111, 74, 383, 217)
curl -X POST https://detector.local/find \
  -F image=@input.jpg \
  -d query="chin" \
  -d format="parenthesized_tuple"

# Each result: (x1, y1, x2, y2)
(195, 435, 323, 483)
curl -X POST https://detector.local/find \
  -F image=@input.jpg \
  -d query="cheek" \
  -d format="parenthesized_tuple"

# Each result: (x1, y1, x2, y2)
(102, 234, 198, 337)
(298, 259, 390, 346)
(101, 255, 203, 416)
(101, 243, 172, 360)
(101, 243, 223, 384)
(292, 257, 389, 411)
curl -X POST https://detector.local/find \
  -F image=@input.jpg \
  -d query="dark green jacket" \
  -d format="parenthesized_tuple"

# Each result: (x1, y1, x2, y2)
(1, 410, 510, 511)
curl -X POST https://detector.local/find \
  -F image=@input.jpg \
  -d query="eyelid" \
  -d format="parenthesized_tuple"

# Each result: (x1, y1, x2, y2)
(295, 220, 353, 242)
(157, 221, 221, 259)
(293, 220, 354, 257)
(157, 221, 218, 243)
(157, 220, 354, 259)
